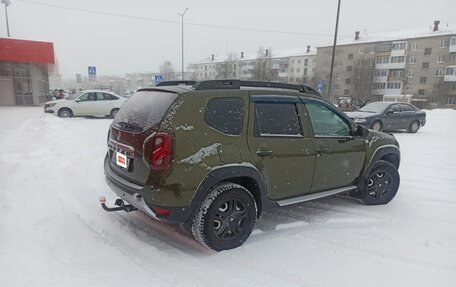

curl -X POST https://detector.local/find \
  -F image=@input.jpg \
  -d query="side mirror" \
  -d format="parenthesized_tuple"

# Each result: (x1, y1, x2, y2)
(353, 125, 369, 138)
(75, 98, 81, 103)
(385, 109, 394, 115)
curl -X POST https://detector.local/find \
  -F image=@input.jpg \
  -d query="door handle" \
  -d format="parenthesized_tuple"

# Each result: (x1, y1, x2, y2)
(316, 148, 329, 156)
(256, 150, 273, 157)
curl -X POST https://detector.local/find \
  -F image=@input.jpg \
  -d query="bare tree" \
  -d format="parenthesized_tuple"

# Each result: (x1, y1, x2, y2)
(352, 59, 374, 102)
(216, 53, 237, 79)
(252, 47, 277, 81)
(159, 60, 176, 81)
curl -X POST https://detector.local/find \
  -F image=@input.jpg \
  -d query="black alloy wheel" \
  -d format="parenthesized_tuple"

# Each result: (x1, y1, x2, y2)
(359, 160, 400, 205)
(192, 183, 257, 251)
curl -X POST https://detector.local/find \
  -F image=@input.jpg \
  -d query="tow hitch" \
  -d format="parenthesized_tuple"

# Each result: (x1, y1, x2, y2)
(99, 196, 137, 212)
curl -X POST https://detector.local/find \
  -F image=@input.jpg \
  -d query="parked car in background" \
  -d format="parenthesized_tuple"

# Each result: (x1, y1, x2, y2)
(44, 90, 126, 118)
(345, 101, 426, 133)
(337, 96, 368, 112)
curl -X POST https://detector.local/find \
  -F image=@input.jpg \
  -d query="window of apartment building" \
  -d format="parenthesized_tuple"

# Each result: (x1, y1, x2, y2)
(424, 48, 432, 55)
(297, 59, 302, 64)
(336, 61, 342, 67)
(433, 84, 440, 91)
(297, 68, 301, 73)
(446, 67, 455, 75)
(387, 82, 401, 89)
(390, 56, 405, 63)
(358, 59, 363, 65)
(290, 68, 294, 73)
(336, 49, 343, 56)
(304, 59, 308, 66)
(406, 84, 412, 91)
(374, 69, 388, 77)
(303, 68, 307, 75)
(392, 42, 407, 50)
(453, 55, 456, 61)
(345, 78, 351, 85)
(418, 89, 425, 96)
(336, 73, 340, 79)
(411, 42, 419, 50)
(409, 57, 416, 64)
(422, 62, 429, 70)
(348, 53, 353, 60)
(390, 70, 403, 77)
(440, 40, 448, 48)
(344, 89, 350, 95)
(323, 62, 329, 68)
(420, 76, 427, 83)
(373, 83, 386, 89)
(359, 47, 364, 54)
(291, 59, 295, 64)
(435, 69, 444, 77)
(407, 71, 414, 78)
(346, 66, 352, 72)
(437, 55, 444, 63)
(322, 72, 327, 79)
(451, 37, 456, 46)
(334, 84, 340, 90)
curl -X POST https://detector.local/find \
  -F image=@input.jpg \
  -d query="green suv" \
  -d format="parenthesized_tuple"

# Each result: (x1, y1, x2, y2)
(101, 80, 400, 251)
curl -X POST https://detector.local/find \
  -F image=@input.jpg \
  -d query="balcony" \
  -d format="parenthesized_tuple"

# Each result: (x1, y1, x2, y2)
(450, 37, 456, 53)
(444, 66, 456, 82)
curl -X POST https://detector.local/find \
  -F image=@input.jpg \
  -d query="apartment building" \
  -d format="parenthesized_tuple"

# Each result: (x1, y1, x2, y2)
(315, 21, 456, 107)
(188, 46, 316, 85)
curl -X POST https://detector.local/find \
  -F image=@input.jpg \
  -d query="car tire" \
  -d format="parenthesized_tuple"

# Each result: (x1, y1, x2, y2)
(407, 120, 420, 133)
(58, 108, 73, 118)
(110, 108, 119, 119)
(371, 120, 383, 131)
(191, 182, 257, 251)
(357, 160, 400, 205)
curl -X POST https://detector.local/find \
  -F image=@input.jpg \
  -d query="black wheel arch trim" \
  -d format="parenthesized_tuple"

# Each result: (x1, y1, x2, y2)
(359, 145, 400, 189)
(190, 165, 277, 220)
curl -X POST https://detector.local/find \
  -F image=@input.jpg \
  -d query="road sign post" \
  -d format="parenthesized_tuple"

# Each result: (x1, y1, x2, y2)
(154, 74, 163, 86)
(88, 66, 97, 82)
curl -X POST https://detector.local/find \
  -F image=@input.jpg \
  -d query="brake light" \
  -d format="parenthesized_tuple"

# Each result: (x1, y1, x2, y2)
(149, 132, 173, 170)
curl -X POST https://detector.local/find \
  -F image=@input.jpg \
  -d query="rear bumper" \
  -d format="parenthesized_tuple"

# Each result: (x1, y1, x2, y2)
(103, 154, 194, 224)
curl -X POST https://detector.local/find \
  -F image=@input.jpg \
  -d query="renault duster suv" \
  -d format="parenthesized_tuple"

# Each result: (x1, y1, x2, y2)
(102, 80, 400, 251)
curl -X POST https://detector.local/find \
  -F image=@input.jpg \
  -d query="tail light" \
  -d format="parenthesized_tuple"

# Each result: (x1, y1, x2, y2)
(145, 132, 173, 171)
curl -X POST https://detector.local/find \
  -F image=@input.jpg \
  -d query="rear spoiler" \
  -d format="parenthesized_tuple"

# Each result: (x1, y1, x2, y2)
(156, 80, 196, 86)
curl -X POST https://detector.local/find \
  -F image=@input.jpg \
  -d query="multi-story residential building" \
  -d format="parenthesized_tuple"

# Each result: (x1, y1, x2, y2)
(188, 46, 316, 85)
(315, 21, 456, 107)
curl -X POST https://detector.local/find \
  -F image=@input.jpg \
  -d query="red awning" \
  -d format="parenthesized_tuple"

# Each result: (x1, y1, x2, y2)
(0, 38, 55, 64)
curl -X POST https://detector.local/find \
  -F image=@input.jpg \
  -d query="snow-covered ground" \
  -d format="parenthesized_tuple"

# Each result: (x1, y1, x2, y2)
(0, 107, 455, 287)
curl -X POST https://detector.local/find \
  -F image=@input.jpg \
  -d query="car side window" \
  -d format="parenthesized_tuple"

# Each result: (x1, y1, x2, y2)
(254, 102, 302, 136)
(400, 104, 415, 112)
(78, 92, 95, 102)
(204, 97, 244, 135)
(96, 92, 108, 101)
(390, 104, 400, 113)
(305, 102, 351, 137)
(106, 94, 119, 100)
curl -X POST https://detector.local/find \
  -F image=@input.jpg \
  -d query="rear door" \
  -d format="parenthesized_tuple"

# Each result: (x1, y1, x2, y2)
(301, 98, 366, 192)
(94, 92, 118, 115)
(247, 93, 316, 200)
(399, 103, 416, 129)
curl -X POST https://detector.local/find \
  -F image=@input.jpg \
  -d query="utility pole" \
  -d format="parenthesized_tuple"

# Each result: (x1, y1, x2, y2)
(328, 0, 341, 102)
(178, 8, 188, 80)
(2, 0, 11, 37)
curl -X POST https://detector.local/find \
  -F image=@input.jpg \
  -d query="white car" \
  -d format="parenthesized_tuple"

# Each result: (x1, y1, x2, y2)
(44, 90, 126, 118)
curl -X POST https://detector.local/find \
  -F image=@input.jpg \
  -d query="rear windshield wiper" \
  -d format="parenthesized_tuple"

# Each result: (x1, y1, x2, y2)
(115, 121, 143, 132)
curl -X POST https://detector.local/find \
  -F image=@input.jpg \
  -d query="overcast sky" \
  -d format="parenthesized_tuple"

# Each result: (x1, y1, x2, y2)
(2, 0, 455, 77)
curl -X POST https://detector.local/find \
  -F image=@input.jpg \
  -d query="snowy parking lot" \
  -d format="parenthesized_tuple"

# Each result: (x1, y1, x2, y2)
(0, 106, 455, 287)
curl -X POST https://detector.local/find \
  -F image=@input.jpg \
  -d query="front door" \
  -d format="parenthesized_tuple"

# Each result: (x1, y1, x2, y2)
(302, 99, 366, 192)
(383, 103, 401, 130)
(247, 95, 316, 200)
(73, 92, 97, 116)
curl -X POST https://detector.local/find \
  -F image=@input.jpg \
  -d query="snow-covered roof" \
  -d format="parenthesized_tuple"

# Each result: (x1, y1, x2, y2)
(318, 23, 456, 48)
(191, 47, 317, 65)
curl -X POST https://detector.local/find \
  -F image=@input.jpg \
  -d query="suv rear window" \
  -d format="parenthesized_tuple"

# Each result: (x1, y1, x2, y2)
(113, 91, 178, 132)
(204, 97, 244, 135)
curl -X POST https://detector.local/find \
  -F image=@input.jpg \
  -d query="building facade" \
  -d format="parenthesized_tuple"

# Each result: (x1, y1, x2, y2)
(315, 22, 456, 107)
(188, 47, 317, 85)
(0, 38, 55, 105)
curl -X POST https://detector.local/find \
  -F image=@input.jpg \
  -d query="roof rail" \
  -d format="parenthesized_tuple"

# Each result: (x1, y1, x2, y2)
(193, 79, 320, 96)
(156, 80, 196, 86)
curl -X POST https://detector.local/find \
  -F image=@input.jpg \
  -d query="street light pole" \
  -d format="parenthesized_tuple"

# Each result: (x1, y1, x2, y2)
(328, 0, 341, 102)
(178, 8, 188, 80)
(2, 0, 11, 37)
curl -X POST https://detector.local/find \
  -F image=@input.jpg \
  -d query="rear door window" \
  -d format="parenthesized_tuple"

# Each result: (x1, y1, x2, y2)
(204, 98, 244, 135)
(113, 91, 178, 132)
(254, 102, 302, 136)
